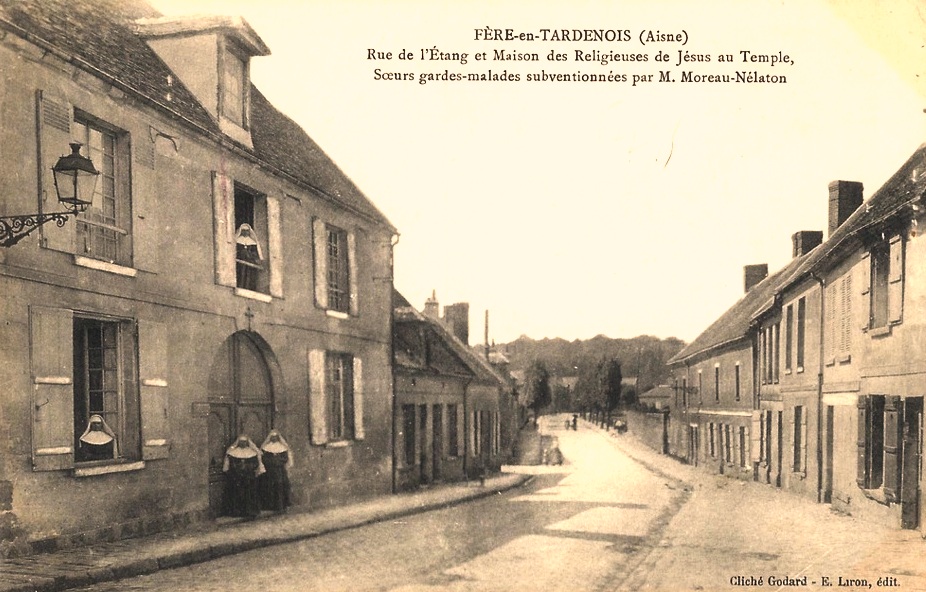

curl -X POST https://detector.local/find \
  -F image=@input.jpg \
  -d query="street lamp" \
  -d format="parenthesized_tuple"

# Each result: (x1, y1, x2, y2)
(0, 142, 100, 247)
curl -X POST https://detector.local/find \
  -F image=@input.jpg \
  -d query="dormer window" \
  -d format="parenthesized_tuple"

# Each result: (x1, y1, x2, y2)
(222, 46, 247, 127)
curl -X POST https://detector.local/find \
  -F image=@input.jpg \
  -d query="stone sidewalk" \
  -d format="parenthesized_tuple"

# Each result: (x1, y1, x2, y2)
(0, 473, 529, 592)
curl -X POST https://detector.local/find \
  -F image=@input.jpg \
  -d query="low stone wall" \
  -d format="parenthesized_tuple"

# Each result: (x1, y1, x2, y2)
(624, 409, 668, 454)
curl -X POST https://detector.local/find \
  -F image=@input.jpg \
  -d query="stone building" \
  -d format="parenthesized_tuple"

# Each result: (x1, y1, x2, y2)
(668, 144, 926, 532)
(0, 0, 397, 554)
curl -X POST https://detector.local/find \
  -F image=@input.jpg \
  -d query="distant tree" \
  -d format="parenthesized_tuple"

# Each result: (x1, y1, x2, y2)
(601, 358, 623, 412)
(522, 360, 552, 422)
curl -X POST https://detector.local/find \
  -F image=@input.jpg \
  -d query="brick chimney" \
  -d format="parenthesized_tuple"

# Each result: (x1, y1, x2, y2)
(828, 181, 863, 236)
(443, 302, 470, 345)
(423, 290, 439, 319)
(792, 230, 823, 258)
(744, 264, 768, 293)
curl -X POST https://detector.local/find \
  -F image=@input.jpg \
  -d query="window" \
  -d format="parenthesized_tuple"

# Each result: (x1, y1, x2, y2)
(793, 405, 806, 473)
(697, 372, 702, 405)
(724, 424, 732, 463)
(734, 364, 741, 401)
(447, 404, 459, 457)
(73, 116, 132, 266)
(73, 317, 139, 463)
(785, 304, 793, 371)
(772, 323, 780, 383)
(222, 48, 247, 126)
(862, 236, 904, 332)
(326, 353, 355, 441)
(739, 426, 747, 468)
(682, 378, 688, 408)
(234, 184, 268, 293)
(709, 423, 716, 457)
(327, 225, 351, 313)
(402, 404, 415, 466)
(714, 365, 720, 402)
(857, 395, 886, 490)
(471, 411, 482, 456)
(796, 298, 806, 370)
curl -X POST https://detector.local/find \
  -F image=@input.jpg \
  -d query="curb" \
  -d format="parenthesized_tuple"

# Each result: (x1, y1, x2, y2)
(0, 474, 532, 592)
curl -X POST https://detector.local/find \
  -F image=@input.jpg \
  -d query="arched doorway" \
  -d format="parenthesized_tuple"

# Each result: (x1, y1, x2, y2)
(206, 331, 278, 516)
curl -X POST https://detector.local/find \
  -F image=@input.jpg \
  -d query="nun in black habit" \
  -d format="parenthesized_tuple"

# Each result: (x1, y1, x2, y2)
(259, 430, 293, 512)
(222, 435, 265, 519)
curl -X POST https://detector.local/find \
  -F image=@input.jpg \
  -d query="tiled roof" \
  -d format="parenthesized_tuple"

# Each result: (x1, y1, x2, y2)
(393, 290, 509, 386)
(639, 385, 674, 401)
(670, 143, 926, 366)
(0, 0, 395, 230)
(668, 252, 809, 365)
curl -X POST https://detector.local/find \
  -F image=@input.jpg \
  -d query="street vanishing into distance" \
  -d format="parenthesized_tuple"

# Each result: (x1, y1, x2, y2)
(70, 416, 922, 592)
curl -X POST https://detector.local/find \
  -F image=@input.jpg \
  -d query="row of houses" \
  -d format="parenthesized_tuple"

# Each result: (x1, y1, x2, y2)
(667, 148, 926, 533)
(0, 0, 515, 556)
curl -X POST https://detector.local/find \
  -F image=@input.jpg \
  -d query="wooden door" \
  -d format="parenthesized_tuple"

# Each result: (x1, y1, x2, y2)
(207, 332, 274, 516)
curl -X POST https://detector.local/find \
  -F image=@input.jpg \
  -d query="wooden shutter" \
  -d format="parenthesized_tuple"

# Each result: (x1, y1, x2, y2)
(888, 235, 904, 324)
(132, 138, 159, 273)
(859, 252, 871, 329)
(347, 231, 359, 315)
(37, 90, 76, 253)
(267, 196, 283, 298)
(750, 411, 761, 463)
(312, 218, 328, 308)
(139, 319, 169, 460)
(352, 356, 364, 440)
(212, 171, 235, 286)
(883, 396, 902, 501)
(30, 306, 74, 471)
(308, 349, 327, 445)
(857, 396, 870, 487)
(457, 404, 465, 457)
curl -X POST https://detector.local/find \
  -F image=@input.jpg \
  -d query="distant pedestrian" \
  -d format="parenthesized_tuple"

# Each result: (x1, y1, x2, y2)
(223, 435, 264, 519)
(571, 414, 578, 431)
(259, 430, 293, 512)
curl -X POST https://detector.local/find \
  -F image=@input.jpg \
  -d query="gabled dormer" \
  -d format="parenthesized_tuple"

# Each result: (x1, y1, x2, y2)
(134, 15, 271, 148)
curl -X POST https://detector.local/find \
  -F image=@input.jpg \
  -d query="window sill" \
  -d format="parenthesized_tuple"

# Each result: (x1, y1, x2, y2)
(74, 460, 145, 478)
(74, 256, 138, 277)
(325, 309, 349, 320)
(859, 487, 891, 506)
(838, 354, 852, 364)
(234, 287, 272, 303)
(325, 440, 351, 449)
(869, 325, 891, 338)
(784, 369, 792, 375)
(791, 470, 807, 481)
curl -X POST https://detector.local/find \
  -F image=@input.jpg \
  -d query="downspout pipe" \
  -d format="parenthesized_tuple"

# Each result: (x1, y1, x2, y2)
(810, 272, 826, 503)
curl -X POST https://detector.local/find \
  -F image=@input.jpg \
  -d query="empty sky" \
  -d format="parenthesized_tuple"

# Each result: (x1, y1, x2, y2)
(152, 0, 926, 345)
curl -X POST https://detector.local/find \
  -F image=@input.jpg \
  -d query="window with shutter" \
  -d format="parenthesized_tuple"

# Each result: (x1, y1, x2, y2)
(871, 242, 891, 329)
(796, 298, 806, 369)
(888, 236, 904, 325)
(73, 115, 133, 267)
(72, 317, 140, 463)
(312, 220, 358, 315)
